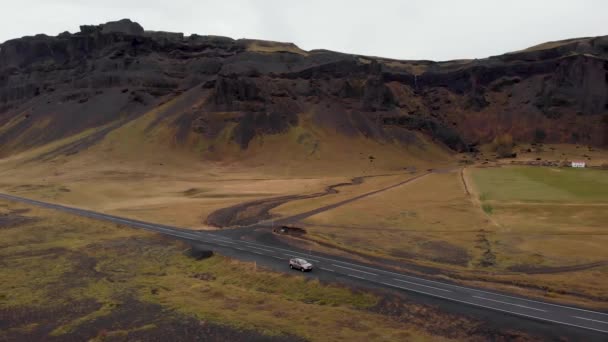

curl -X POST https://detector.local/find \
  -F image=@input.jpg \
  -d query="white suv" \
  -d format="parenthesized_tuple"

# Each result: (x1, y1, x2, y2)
(289, 258, 313, 272)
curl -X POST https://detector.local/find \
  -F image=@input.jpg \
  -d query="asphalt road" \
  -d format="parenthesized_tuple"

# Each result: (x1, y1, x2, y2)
(1, 192, 607, 337)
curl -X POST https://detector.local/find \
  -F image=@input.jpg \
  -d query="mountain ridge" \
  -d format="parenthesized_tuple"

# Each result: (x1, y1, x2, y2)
(1, 19, 607, 159)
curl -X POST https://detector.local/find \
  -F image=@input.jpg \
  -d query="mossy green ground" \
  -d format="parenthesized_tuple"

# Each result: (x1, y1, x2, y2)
(472, 166, 608, 203)
(467, 166, 608, 306)
(0, 200, 459, 342)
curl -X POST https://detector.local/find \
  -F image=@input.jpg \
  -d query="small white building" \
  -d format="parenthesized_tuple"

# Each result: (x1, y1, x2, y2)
(571, 161, 586, 168)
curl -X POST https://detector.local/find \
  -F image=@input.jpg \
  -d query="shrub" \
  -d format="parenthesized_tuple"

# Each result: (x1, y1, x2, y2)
(482, 203, 493, 215)
(492, 133, 515, 158)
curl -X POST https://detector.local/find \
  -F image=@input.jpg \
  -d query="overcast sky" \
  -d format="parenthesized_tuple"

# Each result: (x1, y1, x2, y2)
(1, 0, 606, 61)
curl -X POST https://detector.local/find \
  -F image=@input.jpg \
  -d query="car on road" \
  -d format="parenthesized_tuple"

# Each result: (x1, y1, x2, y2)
(289, 258, 313, 272)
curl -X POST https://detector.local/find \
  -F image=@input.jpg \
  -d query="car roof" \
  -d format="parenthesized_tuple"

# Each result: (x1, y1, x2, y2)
(293, 258, 308, 263)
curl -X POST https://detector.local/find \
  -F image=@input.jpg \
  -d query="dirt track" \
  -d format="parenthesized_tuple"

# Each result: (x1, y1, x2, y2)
(275, 172, 430, 225)
(205, 172, 423, 227)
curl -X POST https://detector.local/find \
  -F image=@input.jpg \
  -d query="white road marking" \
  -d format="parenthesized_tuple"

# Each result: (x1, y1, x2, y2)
(331, 264, 377, 276)
(381, 282, 437, 297)
(348, 274, 366, 280)
(252, 251, 264, 255)
(5, 193, 608, 333)
(320, 267, 335, 272)
(237, 240, 319, 261)
(216, 240, 237, 244)
(389, 272, 608, 317)
(466, 289, 608, 317)
(473, 296, 547, 312)
(247, 246, 275, 253)
(334, 257, 608, 318)
(272, 256, 283, 260)
(573, 316, 608, 324)
(380, 282, 608, 334)
(393, 278, 452, 293)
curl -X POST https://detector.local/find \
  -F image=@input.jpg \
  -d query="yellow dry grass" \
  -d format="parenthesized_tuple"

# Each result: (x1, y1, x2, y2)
(0, 105, 452, 229)
(517, 38, 585, 52)
(0, 155, 341, 229)
(0, 200, 450, 342)
(278, 165, 608, 308)
(245, 40, 308, 55)
(296, 171, 488, 267)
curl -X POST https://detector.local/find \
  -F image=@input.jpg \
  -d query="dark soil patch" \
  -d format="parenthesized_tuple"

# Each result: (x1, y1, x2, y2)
(73, 299, 307, 342)
(418, 240, 471, 266)
(27, 103, 151, 163)
(61, 251, 106, 282)
(204, 176, 366, 227)
(273, 225, 306, 236)
(87, 234, 175, 252)
(3, 247, 67, 259)
(205, 172, 415, 228)
(0, 300, 102, 342)
(389, 248, 418, 259)
(1, 247, 106, 294)
(276, 172, 430, 226)
(508, 260, 608, 274)
(121, 316, 307, 342)
(182, 187, 205, 196)
(2, 298, 305, 342)
(192, 272, 216, 281)
(475, 230, 496, 267)
(0, 210, 36, 229)
(186, 246, 214, 260)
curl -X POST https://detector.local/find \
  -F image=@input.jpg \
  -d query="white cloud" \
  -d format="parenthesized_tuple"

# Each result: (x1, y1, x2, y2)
(1, 0, 606, 60)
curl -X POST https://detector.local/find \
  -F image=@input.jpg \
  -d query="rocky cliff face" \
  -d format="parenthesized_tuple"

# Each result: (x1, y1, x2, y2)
(1, 19, 607, 157)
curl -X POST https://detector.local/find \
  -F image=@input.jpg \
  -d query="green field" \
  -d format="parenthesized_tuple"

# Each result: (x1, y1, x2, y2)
(472, 166, 608, 203)
(465, 166, 608, 304)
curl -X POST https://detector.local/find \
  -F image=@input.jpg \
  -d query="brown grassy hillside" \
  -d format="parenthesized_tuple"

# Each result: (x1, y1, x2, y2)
(1, 19, 607, 162)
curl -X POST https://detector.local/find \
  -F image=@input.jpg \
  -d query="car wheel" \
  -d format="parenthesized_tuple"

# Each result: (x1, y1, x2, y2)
(290, 265, 293, 269)
(301, 267, 305, 272)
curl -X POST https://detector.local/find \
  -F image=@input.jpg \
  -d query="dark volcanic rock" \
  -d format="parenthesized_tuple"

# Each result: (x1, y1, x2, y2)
(214, 76, 262, 105)
(101, 18, 144, 35)
(362, 77, 395, 111)
(1, 19, 607, 157)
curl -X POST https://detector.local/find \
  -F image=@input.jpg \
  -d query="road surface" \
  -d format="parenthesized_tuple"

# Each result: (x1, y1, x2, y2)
(1, 192, 607, 337)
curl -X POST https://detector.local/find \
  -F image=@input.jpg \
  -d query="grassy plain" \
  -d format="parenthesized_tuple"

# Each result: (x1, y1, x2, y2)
(473, 166, 608, 202)
(1, 104, 606, 309)
(471, 166, 608, 266)
(0, 106, 448, 229)
(294, 171, 488, 267)
(287, 166, 608, 308)
(0, 200, 536, 341)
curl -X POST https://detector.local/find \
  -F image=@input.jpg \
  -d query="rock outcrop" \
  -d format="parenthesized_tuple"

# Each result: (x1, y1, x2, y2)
(0, 20, 607, 157)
